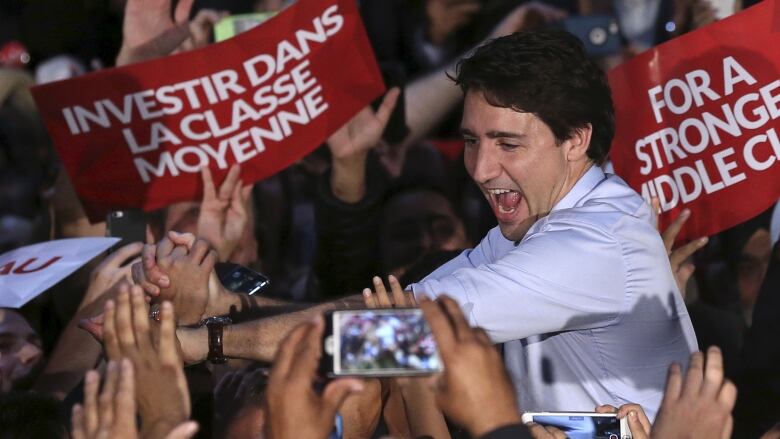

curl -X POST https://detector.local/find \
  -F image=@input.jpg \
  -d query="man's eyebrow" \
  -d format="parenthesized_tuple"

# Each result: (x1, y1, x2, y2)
(460, 128, 476, 137)
(486, 131, 525, 139)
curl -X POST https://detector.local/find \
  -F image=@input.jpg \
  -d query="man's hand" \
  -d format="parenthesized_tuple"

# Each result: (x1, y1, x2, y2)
(651, 346, 737, 439)
(265, 317, 364, 439)
(421, 296, 521, 437)
(363, 275, 418, 308)
(595, 403, 651, 439)
(71, 361, 139, 439)
(526, 422, 566, 439)
(426, 0, 481, 46)
(101, 284, 192, 439)
(327, 88, 400, 161)
(132, 232, 221, 325)
(651, 198, 708, 298)
(197, 165, 252, 261)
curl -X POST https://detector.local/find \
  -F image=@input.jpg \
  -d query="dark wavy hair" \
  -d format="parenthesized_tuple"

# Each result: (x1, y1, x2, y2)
(453, 30, 615, 165)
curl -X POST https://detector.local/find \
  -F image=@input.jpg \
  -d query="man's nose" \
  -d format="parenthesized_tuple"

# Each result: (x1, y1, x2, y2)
(471, 145, 502, 184)
(16, 342, 42, 366)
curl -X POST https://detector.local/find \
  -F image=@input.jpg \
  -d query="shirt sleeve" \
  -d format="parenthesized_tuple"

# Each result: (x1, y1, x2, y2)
(411, 218, 627, 343)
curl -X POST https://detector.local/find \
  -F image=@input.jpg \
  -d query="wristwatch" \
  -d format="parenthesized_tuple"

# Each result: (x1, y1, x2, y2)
(202, 316, 232, 364)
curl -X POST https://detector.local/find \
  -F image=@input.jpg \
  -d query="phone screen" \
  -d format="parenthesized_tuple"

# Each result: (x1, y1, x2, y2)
(332, 309, 441, 376)
(530, 415, 622, 439)
(215, 263, 270, 295)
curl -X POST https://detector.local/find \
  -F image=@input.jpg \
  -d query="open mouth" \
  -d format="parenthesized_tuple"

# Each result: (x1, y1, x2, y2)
(485, 188, 526, 223)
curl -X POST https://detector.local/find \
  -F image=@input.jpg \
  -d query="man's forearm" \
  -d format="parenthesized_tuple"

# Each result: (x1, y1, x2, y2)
(185, 295, 363, 363)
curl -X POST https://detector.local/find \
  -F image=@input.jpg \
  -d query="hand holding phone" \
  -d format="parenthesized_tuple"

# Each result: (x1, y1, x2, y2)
(520, 412, 631, 439)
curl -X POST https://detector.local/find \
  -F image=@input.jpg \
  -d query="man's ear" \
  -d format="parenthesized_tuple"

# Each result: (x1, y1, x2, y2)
(565, 124, 593, 162)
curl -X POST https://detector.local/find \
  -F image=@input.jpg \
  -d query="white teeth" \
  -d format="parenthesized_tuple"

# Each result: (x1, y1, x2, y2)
(486, 189, 514, 195)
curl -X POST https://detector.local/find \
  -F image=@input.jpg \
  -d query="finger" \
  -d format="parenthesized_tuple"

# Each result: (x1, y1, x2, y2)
(374, 88, 401, 127)
(102, 242, 144, 270)
(270, 321, 312, 382)
(438, 296, 473, 341)
(164, 421, 200, 439)
(97, 361, 119, 432)
(473, 327, 492, 345)
(546, 425, 568, 439)
(419, 297, 456, 359)
(321, 378, 365, 421)
(662, 362, 683, 402)
(201, 165, 217, 201)
(80, 313, 106, 344)
(718, 379, 738, 411)
(132, 261, 159, 296)
(174, 0, 195, 23)
(362, 288, 378, 308)
(144, 243, 170, 288)
(71, 405, 86, 439)
(103, 301, 121, 360)
(388, 275, 408, 307)
(627, 410, 650, 439)
(115, 287, 138, 354)
(670, 237, 708, 267)
(230, 182, 248, 218)
(168, 230, 197, 249)
(650, 196, 662, 228)
(681, 351, 705, 398)
(158, 301, 180, 365)
(700, 346, 725, 397)
(372, 276, 393, 307)
(288, 316, 325, 384)
(407, 292, 418, 307)
(115, 359, 136, 432)
(219, 165, 242, 201)
(130, 286, 153, 353)
(201, 249, 218, 271)
(189, 238, 211, 264)
(676, 262, 696, 293)
(662, 209, 691, 252)
(595, 404, 617, 413)
(83, 370, 100, 435)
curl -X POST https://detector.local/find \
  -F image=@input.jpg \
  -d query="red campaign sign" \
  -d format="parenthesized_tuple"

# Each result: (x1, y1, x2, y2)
(608, 0, 780, 242)
(31, 0, 384, 222)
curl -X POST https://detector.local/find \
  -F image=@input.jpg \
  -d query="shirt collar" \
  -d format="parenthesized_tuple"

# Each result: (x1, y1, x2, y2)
(550, 164, 606, 213)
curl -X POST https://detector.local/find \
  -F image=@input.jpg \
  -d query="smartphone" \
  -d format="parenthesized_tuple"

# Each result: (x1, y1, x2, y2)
(557, 15, 621, 58)
(214, 12, 278, 42)
(106, 210, 146, 249)
(214, 262, 270, 295)
(521, 412, 631, 439)
(321, 308, 442, 377)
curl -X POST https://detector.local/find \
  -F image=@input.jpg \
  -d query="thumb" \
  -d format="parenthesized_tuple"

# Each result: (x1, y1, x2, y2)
(78, 315, 105, 342)
(164, 421, 199, 439)
(321, 379, 364, 418)
(627, 411, 649, 439)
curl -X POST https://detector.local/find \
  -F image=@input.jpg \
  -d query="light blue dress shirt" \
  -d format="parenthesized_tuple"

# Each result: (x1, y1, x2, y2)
(410, 165, 698, 420)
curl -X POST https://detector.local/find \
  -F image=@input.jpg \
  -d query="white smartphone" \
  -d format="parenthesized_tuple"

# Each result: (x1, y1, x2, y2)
(521, 412, 631, 439)
(320, 308, 442, 377)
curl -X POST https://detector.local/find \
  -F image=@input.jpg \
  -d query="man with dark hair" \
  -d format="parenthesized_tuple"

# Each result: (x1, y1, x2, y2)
(406, 30, 697, 419)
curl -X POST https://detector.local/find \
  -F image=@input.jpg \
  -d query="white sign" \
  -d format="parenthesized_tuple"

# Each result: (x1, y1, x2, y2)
(0, 238, 120, 308)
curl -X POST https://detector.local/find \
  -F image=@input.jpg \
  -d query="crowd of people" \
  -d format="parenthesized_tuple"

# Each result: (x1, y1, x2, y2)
(1, 0, 779, 438)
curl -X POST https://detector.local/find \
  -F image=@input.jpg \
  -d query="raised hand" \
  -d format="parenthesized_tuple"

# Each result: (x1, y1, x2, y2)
(326, 88, 400, 161)
(82, 242, 143, 311)
(489, 1, 568, 39)
(651, 346, 737, 439)
(71, 361, 140, 439)
(264, 317, 364, 439)
(132, 232, 220, 325)
(116, 0, 194, 66)
(426, 0, 481, 46)
(421, 295, 521, 437)
(197, 165, 252, 262)
(101, 284, 192, 439)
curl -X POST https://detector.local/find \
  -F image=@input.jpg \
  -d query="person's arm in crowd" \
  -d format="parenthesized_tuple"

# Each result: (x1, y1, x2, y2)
(71, 361, 198, 439)
(196, 165, 253, 262)
(34, 243, 142, 400)
(100, 284, 195, 439)
(116, 0, 225, 67)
